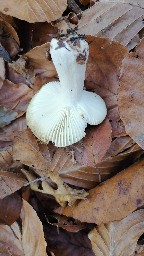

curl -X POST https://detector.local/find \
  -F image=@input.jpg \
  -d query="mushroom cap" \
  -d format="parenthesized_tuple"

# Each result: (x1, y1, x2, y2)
(26, 82, 107, 147)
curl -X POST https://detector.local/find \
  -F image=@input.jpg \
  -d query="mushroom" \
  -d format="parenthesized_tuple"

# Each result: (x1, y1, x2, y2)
(26, 34, 107, 147)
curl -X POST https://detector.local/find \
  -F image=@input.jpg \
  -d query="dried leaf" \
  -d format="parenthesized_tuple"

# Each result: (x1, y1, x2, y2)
(0, 0, 67, 23)
(77, 1, 144, 47)
(0, 57, 5, 88)
(69, 118, 112, 167)
(85, 36, 128, 137)
(13, 129, 50, 170)
(20, 200, 47, 256)
(118, 39, 144, 149)
(0, 17, 20, 56)
(0, 145, 13, 168)
(89, 209, 144, 256)
(0, 170, 26, 199)
(13, 130, 88, 206)
(58, 159, 144, 224)
(0, 79, 33, 126)
(0, 222, 24, 255)
(0, 192, 22, 225)
(25, 42, 57, 78)
(0, 116, 27, 141)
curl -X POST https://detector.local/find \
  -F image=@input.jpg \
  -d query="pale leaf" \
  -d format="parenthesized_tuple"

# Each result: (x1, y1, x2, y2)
(88, 209, 144, 256)
(77, 2, 144, 47)
(20, 200, 47, 256)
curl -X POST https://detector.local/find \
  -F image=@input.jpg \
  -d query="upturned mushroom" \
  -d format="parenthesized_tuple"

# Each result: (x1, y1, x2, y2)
(26, 34, 107, 147)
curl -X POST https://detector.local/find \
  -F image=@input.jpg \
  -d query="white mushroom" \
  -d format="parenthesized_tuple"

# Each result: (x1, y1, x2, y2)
(26, 35, 107, 147)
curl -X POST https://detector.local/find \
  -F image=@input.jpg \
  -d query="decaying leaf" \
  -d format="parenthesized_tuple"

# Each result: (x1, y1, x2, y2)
(0, 0, 67, 23)
(0, 17, 20, 56)
(0, 57, 5, 88)
(85, 36, 128, 137)
(0, 144, 13, 168)
(0, 116, 27, 143)
(68, 118, 112, 167)
(118, 38, 144, 149)
(0, 222, 24, 255)
(0, 192, 22, 225)
(0, 79, 33, 127)
(77, 1, 144, 48)
(0, 199, 47, 256)
(25, 42, 57, 79)
(13, 130, 88, 206)
(88, 209, 144, 256)
(20, 199, 47, 256)
(0, 170, 26, 199)
(58, 159, 144, 224)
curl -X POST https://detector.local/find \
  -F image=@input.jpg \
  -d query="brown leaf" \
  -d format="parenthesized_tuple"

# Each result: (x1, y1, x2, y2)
(77, 1, 144, 48)
(0, 222, 24, 255)
(0, 79, 33, 127)
(58, 159, 144, 224)
(0, 192, 22, 225)
(0, 170, 26, 199)
(85, 36, 128, 137)
(25, 42, 57, 79)
(0, 144, 13, 168)
(0, 17, 19, 57)
(0, 116, 27, 141)
(69, 118, 112, 167)
(88, 209, 144, 256)
(0, 57, 5, 88)
(0, 0, 67, 23)
(13, 130, 88, 206)
(45, 225, 94, 256)
(20, 199, 47, 256)
(13, 129, 50, 170)
(118, 38, 144, 149)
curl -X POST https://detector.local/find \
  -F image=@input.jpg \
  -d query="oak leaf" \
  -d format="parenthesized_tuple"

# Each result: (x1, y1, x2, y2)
(88, 209, 144, 256)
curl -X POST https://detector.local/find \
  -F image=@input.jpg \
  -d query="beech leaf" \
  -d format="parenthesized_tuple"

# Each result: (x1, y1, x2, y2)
(118, 38, 144, 149)
(0, 0, 67, 23)
(88, 209, 144, 256)
(58, 159, 144, 224)
(77, 1, 144, 48)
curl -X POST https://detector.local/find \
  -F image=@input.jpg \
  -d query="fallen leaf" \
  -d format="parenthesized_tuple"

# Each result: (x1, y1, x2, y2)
(0, 79, 33, 126)
(0, 144, 13, 168)
(20, 199, 47, 256)
(0, 0, 67, 23)
(58, 159, 144, 224)
(13, 130, 88, 206)
(0, 170, 26, 199)
(25, 42, 57, 79)
(118, 38, 144, 149)
(0, 57, 5, 88)
(45, 225, 94, 256)
(85, 36, 128, 137)
(0, 192, 22, 225)
(88, 209, 144, 256)
(13, 129, 50, 170)
(0, 222, 24, 255)
(77, 1, 144, 48)
(0, 116, 27, 141)
(0, 17, 20, 56)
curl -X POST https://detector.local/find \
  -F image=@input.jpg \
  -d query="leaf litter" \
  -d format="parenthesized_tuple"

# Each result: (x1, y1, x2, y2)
(0, 1, 143, 255)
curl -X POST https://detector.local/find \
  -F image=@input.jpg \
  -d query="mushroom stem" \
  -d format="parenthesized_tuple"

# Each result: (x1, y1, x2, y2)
(50, 37, 89, 104)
